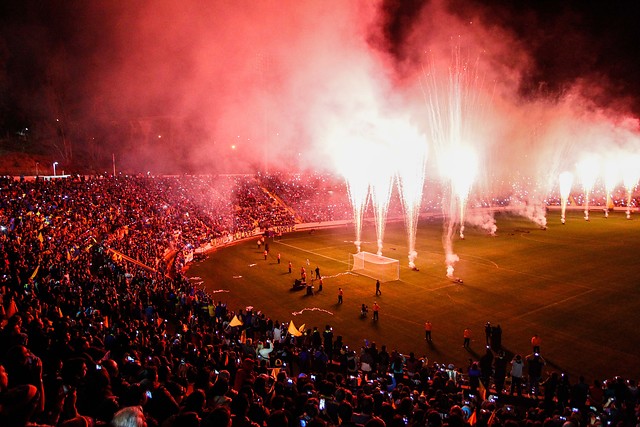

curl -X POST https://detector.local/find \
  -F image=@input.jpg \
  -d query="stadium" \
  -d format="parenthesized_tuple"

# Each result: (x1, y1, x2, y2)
(3, 1, 640, 426)
(1, 172, 640, 427)
(186, 182, 640, 386)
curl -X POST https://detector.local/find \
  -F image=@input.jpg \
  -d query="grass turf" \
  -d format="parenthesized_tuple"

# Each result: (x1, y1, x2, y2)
(187, 209, 640, 382)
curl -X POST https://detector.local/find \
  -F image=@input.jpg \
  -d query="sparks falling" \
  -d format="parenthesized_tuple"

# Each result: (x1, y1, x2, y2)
(445, 146, 478, 239)
(369, 144, 395, 256)
(335, 136, 371, 253)
(622, 154, 640, 219)
(576, 155, 599, 221)
(395, 122, 428, 268)
(422, 51, 490, 277)
(603, 157, 619, 218)
(559, 171, 574, 224)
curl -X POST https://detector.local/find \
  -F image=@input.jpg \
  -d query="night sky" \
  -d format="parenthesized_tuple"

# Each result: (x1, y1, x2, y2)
(1, 0, 639, 174)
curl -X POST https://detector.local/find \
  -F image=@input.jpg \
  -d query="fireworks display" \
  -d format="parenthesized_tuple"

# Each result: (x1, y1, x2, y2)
(2, 2, 640, 279)
(420, 52, 492, 277)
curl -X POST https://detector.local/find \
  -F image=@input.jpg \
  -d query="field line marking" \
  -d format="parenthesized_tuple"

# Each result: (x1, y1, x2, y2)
(431, 283, 464, 291)
(275, 240, 350, 265)
(511, 288, 598, 320)
(457, 254, 499, 269)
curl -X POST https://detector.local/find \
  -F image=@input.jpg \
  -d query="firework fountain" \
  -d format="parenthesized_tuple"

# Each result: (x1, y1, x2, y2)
(622, 155, 640, 219)
(347, 175, 370, 252)
(422, 53, 489, 278)
(576, 155, 599, 221)
(603, 157, 619, 218)
(438, 146, 478, 278)
(331, 111, 430, 262)
(558, 171, 574, 224)
(369, 143, 395, 256)
(395, 122, 428, 269)
(444, 146, 478, 239)
(335, 135, 371, 253)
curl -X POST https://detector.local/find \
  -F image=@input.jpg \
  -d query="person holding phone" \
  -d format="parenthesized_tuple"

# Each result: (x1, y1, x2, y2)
(510, 354, 524, 396)
(138, 366, 180, 424)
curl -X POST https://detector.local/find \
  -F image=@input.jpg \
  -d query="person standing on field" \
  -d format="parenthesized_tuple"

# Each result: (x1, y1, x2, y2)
(372, 302, 380, 321)
(485, 322, 492, 347)
(463, 328, 471, 348)
(424, 321, 432, 342)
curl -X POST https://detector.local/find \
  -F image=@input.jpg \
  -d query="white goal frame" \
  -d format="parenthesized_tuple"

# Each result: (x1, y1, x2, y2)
(349, 251, 400, 283)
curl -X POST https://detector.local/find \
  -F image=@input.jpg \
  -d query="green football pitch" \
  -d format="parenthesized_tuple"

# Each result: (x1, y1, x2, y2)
(188, 209, 640, 382)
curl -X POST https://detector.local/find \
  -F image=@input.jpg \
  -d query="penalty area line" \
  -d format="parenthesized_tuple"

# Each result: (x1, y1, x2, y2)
(275, 240, 350, 266)
(456, 254, 500, 269)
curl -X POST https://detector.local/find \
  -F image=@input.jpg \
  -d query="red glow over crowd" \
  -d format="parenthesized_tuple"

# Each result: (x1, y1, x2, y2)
(0, 173, 638, 427)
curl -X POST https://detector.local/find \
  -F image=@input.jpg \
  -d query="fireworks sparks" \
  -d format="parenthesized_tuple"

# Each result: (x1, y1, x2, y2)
(320, 39, 640, 281)
(369, 144, 395, 256)
(422, 50, 492, 277)
(622, 154, 640, 219)
(559, 171, 574, 224)
(396, 124, 428, 268)
(441, 145, 478, 239)
(603, 157, 619, 218)
(335, 134, 371, 254)
(576, 155, 599, 221)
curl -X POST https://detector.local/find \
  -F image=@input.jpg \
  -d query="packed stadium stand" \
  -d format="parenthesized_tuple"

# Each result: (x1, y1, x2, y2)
(0, 174, 636, 427)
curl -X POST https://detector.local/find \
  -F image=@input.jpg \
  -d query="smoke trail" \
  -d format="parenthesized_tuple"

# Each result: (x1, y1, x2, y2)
(508, 197, 548, 229)
(445, 252, 459, 279)
(465, 208, 497, 235)
(441, 180, 459, 277)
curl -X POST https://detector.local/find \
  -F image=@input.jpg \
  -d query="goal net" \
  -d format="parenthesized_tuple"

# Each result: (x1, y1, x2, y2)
(349, 251, 400, 282)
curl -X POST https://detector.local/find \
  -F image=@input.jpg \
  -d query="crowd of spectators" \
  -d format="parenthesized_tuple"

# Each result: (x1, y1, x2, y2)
(1, 174, 639, 427)
(236, 176, 296, 231)
(259, 172, 639, 226)
(259, 173, 353, 223)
